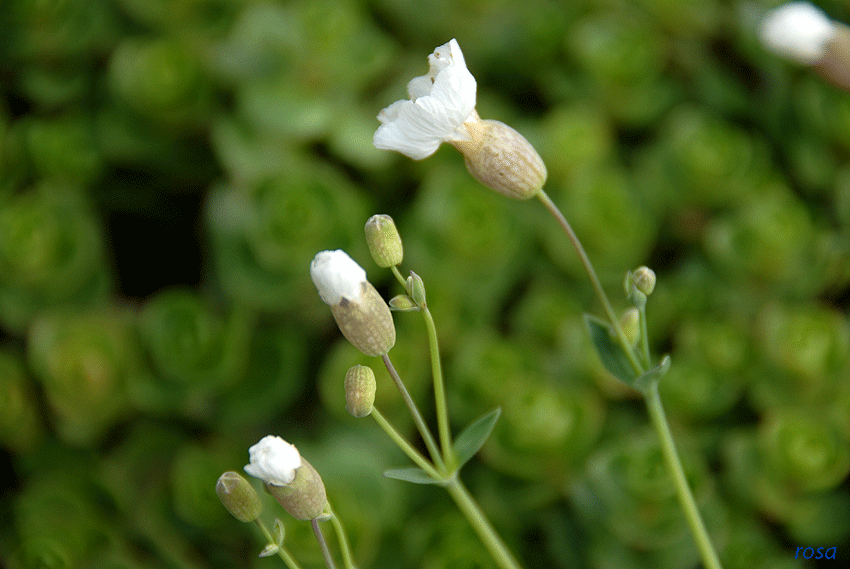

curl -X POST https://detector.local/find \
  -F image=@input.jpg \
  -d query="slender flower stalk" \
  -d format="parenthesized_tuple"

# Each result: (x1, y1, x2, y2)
(381, 353, 445, 471)
(536, 190, 642, 375)
(312, 518, 336, 569)
(329, 511, 356, 569)
(370, 407, 441, 479)
(390, 265, 453, 464)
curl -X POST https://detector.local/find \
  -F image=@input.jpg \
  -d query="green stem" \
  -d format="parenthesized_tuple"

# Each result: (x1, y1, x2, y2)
(381, 353, 446, 471)
(643, 383, 723, 569)
(312, 518, 337, 569)
(537, 188, 722, 568)
(255, 519, 303, 569)
(536, 189, 642, 375)
(329, 510, 357, 569)
(444, 478, 523, 569)
(390, 265, 407, 290)
(371, 407, 441, 478)
(422, 306, 453, 465)
(390, 265, 453, 465)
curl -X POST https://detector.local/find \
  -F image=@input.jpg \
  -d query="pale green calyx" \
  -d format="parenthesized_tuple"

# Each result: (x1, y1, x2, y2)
(344, 364, 377, 418)
(216, 471, 262, 522)
(449, 115, 547, 200)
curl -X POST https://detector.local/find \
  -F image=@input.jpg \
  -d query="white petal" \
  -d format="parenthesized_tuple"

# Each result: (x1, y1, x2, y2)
(375, 39, 477, 159)
(761, 2, 835, 64)
(244, 435, 302, 486)
(310, 250, 367, 305)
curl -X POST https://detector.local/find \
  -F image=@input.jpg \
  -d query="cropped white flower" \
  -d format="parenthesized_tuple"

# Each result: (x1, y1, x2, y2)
(373, 39, 478, 160)
(244, 435, 302, 487)
(310, 250, 367, 306)
(761, 2, 836, 64)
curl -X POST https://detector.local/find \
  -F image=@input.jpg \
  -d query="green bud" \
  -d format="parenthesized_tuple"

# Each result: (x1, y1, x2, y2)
(216, 471, 262, 522)
(344, 365, 377, 418)
(631, 266, 656, 296)
(264, 458, 329, 521)
(365, 214, 403, 268)
(388, 294, 419, 312)
(407, 271, 427, 308)
(619, 307, 641, 348)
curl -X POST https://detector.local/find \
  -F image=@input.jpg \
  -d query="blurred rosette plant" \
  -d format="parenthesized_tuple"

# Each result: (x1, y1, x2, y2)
(0, 186, 111, 333)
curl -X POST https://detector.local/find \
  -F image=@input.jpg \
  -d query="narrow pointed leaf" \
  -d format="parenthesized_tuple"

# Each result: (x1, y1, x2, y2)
(453, 407, 501, 469)
(259, 544, 280, 558)
(383, 467, 446, 486)
(584, 314, 637, 384)
(633, 354, 671, 393)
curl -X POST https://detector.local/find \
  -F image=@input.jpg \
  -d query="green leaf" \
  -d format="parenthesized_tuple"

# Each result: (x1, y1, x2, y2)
(633, 354, 671, 393)
(259, 544, 280, 558)
(453, 407, 501, 469)
(383, 467, 446, 486)
(583, 314, 637, 384)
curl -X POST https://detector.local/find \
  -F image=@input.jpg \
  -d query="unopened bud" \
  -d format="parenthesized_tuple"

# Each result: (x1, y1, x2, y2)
(406, 271, 427, 307)
(216, 471, 262, 522)
(344, 364, 377, 418)
(311, 250, 396, 357)
(450, 114, 547, 200)
(264, 457, 329, 521)
(631, 266, 656, 296)
(620, 307, 641, 348)
(365, 214, 403, 268)
(389, 294, 419, 312)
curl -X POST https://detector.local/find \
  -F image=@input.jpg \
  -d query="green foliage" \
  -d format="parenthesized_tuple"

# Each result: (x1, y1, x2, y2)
(2, 0, 850, 568)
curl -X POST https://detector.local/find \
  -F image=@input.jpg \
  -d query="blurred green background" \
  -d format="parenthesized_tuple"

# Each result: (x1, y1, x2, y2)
(2, 0, 850, 568)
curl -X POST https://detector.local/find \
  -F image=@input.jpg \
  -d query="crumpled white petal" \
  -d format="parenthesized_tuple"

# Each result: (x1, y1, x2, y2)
(244, 435, 302, 487)
(374, 39, 477, 160)
(761, 2, 836, 64)
(310, 250, 367, 306)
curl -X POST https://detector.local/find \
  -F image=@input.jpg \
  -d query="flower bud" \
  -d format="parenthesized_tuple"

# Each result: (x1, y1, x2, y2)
(243, 436, 330, 521)
(344, 364, 377, 418)
(631, 266, 656, 296)
(406, 271, 427, 307)
(365, 214, 403, 268)
(264, 457, 329, 521)
(216, 471, 262, 522)
(389, 294, 419, 312)
(450, 115, 547, 200)
(311, 250, 396, 357)
(619, 307, 641, 348)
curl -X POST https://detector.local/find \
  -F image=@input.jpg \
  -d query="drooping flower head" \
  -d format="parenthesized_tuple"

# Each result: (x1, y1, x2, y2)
(310, 250, 396, 357)
(373, 39, 547, 199)
(373, 39, 478, 160)
(243, 435, 329, 521)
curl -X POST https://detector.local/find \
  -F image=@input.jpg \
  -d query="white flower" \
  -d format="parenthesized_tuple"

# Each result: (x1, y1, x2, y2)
(244, 435, 302, 486)
(310, 250, 367, 306)
(373, 38, 478, 160)
(760, 2, 836, 64)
